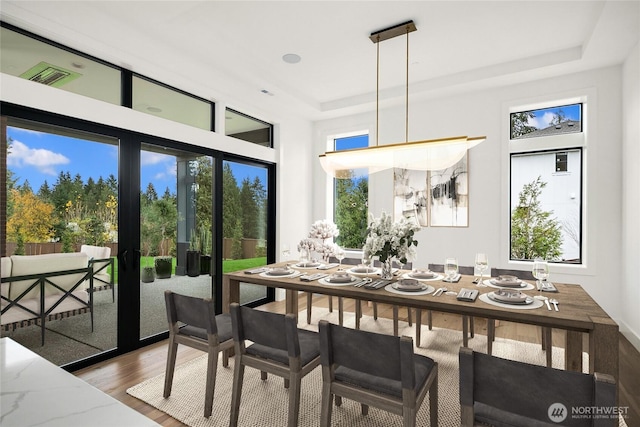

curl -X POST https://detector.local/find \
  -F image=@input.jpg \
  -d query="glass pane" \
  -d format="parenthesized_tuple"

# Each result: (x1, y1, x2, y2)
(225, 109, 272, 147)
(222, 160, 268, 304)
(510, 103, 582, 140)
(139, 144, 214, 339)
(333, 135, 369, 249)
(2, 119, 118, 366)
(133, 76, 212, 131)
(510, 149, 582, 263)
(1, 26, 121, 105)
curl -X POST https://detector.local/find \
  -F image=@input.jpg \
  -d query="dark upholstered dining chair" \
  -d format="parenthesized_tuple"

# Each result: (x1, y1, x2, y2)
(163, 291, 233, 418)
(459, 347, 616, 426)
(318, 320, 438, 427)
(229, 303, 321, 427)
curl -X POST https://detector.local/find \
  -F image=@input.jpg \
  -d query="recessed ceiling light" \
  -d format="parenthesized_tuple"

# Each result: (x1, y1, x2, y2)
(260, 89, 275, 96)
(71, 62, 86, 69)
(147, 106, 162, 113)
(282, 53, 301, 64)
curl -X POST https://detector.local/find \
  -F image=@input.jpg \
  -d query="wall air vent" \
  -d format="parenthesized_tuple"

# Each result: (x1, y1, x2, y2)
(19, 61, 81, 87)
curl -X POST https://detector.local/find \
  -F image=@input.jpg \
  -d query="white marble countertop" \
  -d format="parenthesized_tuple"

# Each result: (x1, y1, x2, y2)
(1, 338, 160, 427)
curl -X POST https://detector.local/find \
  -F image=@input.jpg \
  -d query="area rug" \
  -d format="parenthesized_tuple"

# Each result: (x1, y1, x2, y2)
(127, 308, 624, 427)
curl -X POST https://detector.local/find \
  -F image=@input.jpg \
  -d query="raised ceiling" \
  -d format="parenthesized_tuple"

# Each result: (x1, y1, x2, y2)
(1, 1, 638, 123)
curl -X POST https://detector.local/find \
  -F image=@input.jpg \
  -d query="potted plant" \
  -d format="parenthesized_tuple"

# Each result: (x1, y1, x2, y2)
(141, 265, 155, 283)
(199, 226, 212, 276)
(186, 230, 201, 277)
(154, 256, 172, 279)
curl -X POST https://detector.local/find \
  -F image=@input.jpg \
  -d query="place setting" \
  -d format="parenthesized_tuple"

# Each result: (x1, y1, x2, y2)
(384, 278, 435, 296)
(318, 270, 363, 287)
(401, 268, 443, 281)
(483, 274, 535, 291)
(259, 266, 301, 279)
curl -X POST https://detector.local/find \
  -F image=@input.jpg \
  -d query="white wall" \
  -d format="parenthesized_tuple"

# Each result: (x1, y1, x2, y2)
(621, 41, 640, 350)
(314, 65, 636, 346)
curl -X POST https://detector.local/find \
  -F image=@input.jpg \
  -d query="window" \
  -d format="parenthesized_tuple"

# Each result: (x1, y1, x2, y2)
(225, 108, 273, 148)
(133, 75, 212, 131)
(333, 134, 368, 249)
(509, 101, 584, 264)
(510, 103, 582, 140)
(1, 25, 121, 106)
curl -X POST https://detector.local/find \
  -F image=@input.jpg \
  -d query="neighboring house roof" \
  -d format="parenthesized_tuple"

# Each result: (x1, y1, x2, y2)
(518, 120, 582, 139)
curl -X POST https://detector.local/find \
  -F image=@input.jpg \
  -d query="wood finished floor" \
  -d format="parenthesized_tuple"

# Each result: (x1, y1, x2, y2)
(74, 295, 640, 426)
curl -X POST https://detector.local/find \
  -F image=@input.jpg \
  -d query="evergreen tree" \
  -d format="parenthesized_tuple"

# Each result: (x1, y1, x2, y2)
(511, 176, 562, 260)
(334, 172, 368, 248)
(239, 177, 259, 239)
(222, 163, 241, 238)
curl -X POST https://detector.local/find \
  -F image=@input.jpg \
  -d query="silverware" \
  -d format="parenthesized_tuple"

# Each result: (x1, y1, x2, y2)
(545, 299, 552, 311)
(550, 298, 559, 311)
(433, 287, 448, 297)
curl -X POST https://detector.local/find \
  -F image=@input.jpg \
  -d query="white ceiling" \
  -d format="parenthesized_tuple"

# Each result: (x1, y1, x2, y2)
(1, 1, 638, 123)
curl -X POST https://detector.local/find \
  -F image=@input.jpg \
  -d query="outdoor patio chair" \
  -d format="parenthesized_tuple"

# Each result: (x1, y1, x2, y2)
(459, 346, 616, 426)
(318, 320, 438, 427)
(163, 291, 233, 418)
(229, 303, 321, 427)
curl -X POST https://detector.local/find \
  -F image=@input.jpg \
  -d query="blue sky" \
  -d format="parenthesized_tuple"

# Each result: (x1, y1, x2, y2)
(7, 126, 266, 194)
(523, 104, 581, 130)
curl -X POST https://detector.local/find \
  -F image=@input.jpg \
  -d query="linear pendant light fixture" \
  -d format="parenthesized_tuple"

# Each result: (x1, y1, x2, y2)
(319, 20, 486, 178)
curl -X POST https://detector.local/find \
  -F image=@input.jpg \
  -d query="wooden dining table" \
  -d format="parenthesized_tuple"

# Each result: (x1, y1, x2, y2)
(223, 263, 619, 383)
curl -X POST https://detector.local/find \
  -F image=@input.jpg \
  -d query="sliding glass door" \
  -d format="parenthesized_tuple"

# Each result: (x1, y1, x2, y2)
(2, 105, 276, 368)
(2, 116, 119, 366)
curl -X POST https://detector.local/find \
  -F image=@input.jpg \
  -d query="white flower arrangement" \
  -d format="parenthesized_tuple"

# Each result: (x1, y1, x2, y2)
(316, 241, 339, 260)
(308, 219, 340, 240)
(362, 212, 419, 264)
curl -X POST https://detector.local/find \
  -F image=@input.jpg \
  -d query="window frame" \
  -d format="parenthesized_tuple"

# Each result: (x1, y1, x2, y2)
(502, 92, 593, 275)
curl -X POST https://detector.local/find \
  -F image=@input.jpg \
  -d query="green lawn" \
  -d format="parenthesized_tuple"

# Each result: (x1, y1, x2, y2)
(109, 256, 267, 282)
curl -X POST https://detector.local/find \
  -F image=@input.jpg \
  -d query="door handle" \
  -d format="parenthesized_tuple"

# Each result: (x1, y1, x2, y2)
(117, 249, 128, 271)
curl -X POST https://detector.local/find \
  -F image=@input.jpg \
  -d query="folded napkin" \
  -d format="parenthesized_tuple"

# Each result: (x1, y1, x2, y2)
(245, 267, 268, 274)
(443, 274, 461, 283)
(393, 278, 424, 291)
(409, 269, 435, 279)
(267, 268, 294, 276)
(295, 261, 320, 268)
(457, 288, 478, 302)
(491, 276, 522, 287)
(350, 267, 377, 274)
(490, 290, 529, 304)
(327, 273, 353, 283)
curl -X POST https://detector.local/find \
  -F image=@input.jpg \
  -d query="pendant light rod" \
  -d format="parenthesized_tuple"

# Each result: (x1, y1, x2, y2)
(405, 24, 409, 143)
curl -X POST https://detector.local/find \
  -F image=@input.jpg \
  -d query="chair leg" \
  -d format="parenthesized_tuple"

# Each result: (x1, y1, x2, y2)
(287, 373, 302, 427)
(320, 382, 333, 427)
(306, 293, 313, 324)
(284, 378, 290, 389)
(338, 297, 344, 326)
(204, 350, 219, 417)
(261, 371, 268, 381)
(373, 302, 378, 320)
(229, 359, 245, 427)
(328, 295, 333, 313)
(543, 327, 553, 367)
(462, 315, 469, 347)
(222, 349, 229, 367)
(427, 310, 433, 331)
(355, 299, 362, 330)
(361, 403, 369, 415)
(469, 317, 475, 338)
(407, 307, 413, 326)
(429, 372, 439, 427)
(335, 395, 343, 406)
(163, 338, 178, 398)
(415, 309, 422, 347)
(393, 306, 399, 336)
(487, 319, 495, 355)
(402, 407, 417, 427)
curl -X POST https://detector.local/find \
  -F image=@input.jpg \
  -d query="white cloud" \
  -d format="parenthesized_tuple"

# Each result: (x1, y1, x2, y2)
(527, 112, 556, 130)
(141, 151, 174, 166)
(7, 140, 69, 176)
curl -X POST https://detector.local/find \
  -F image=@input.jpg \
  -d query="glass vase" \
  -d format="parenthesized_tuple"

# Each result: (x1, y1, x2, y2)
(380, 258, 394, 280)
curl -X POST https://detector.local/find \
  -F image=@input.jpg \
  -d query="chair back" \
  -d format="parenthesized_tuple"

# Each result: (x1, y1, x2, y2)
(164, 291, 218, 335)
(230, 303, 299, 357)
(319, 320, 415, 388)
(428, 263, 474, 275)
(459, 347, 616, 426)
(491, 268, 535, 280)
